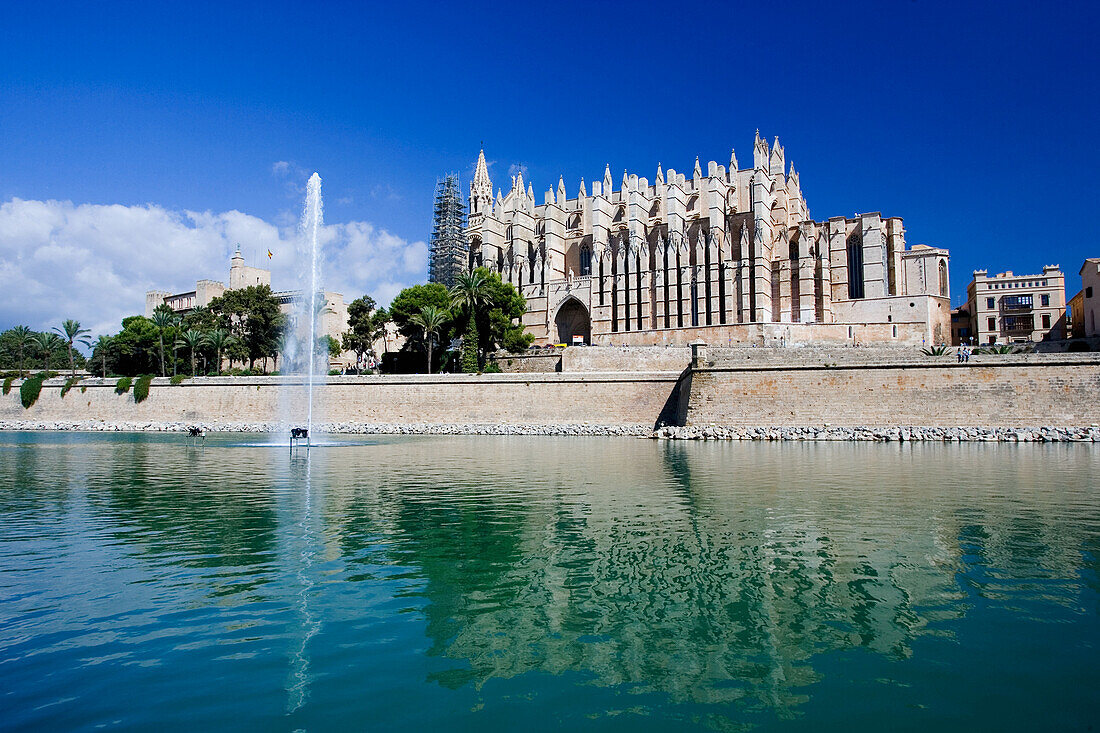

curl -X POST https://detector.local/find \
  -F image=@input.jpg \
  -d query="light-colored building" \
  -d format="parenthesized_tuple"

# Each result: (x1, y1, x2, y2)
(1077, 258, 1100, 337)
(146, 248, 352, 366)
(465, 132, 951, 348)
(965, 266, 1065, 345)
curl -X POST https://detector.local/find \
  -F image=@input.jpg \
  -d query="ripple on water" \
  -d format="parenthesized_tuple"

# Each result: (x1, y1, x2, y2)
(0, 433, 1097, 731)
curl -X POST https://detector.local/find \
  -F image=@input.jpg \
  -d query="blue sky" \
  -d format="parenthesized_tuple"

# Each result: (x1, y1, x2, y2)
(1, 0, 1097, 333)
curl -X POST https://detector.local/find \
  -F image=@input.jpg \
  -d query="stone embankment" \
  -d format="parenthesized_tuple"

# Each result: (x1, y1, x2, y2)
(0, 420, 653, 436)
(4, 419, 1099, 442)
(654, 425, 1100, 442)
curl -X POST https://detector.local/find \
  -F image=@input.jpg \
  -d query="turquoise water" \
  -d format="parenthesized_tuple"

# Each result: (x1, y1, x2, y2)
(1, 433, 1098, 732)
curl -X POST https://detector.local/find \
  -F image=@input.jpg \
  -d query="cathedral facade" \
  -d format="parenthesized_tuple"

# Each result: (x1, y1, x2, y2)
(465, 132, 951, 347)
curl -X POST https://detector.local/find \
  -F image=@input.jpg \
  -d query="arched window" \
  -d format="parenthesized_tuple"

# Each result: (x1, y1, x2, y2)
(613, 206, 625, 222)
(847, 235, 865, 299)
(938, 259, 948, 296)
(580, 245, 592, 276)
(568, 213, 582, 229)
(687, 196, 698, 212)
(650, 200, 660, 218)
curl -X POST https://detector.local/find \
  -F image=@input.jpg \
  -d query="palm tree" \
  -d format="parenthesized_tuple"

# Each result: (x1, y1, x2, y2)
(31, 332, 62, 373)
(149, 307, 175, 377)
(410, 305, 448, 374)
(450, 269, 493, 372)
(205, 329, 236, 375)
(170, 313, 183, 376)
(93, 335, 113, 378)
(8, 325, 33, 377)
(175, 330, 209, 376)
(53, 319, 92, 377)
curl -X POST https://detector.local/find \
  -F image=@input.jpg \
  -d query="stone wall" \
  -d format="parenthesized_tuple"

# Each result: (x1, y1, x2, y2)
(492, 352, 562, 373)
(705, 347, 1100, 368)
(0, 373, 683, 428)
(592, 320, 930, 347)
(4, 354, 1098, 432)
(561, 346, 690, 372)
(684, 358, 1100, 427)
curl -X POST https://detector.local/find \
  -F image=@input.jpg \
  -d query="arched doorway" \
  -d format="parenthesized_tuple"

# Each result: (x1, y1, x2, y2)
(555, 298, 590, 345)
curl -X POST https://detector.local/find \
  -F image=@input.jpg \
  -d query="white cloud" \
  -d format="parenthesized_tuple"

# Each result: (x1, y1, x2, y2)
(271, 160, 290, 176)
(0, 197, 428, 343)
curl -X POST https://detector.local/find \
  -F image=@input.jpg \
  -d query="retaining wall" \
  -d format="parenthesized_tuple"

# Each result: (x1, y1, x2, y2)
(1, 373, 684, 428)
(684, 359, 1100, 427)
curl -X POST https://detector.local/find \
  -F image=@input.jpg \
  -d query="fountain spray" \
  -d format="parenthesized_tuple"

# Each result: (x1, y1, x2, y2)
(299, 173, 323, 440)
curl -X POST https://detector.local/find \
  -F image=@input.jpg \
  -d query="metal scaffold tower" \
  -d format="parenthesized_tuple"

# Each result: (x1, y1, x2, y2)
(428, 174, 468, 288)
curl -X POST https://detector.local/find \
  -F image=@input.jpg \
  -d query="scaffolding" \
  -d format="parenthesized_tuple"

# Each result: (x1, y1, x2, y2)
(428, 174, 468, 288)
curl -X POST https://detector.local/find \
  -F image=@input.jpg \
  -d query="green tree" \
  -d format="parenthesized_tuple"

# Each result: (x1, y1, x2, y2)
(53, 319, 91, 377)
(31, 331, 63, 373)
(6, 326, 33, 377)
(390, 283, 454, 370)
(111, 316, 161, 376)
(92, 335, 114, 378)
(169, 313, 183, 376)
(209, 285, 285, 371)
(410, 305, 449, 374)
(450, 270, 493, 372)
(205, 328, 237, 375)
(176, 329, 209, 376)
(480, 269, 531, 355)
(149, 306, 177, 377)
(342, 295, 393, 369)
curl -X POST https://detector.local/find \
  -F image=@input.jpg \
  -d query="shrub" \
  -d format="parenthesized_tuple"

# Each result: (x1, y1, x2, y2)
(80, 385, 88, 393)
(920, 345, 951, 357)
(976, 344, 1016, 355)
(115, 376, 133, 394)
(170, 374, 188, 386)
(502, 328, 535, 354)
(133, 375, 153, 403)
(2, 376, 13, 395)
(61, 377, 81, 398)
(329, 369, 341, 376)
(20, 373, 49, 409)
(483, 361, 502, 373)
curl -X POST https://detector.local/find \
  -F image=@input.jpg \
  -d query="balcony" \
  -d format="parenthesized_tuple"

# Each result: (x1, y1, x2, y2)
(1000, 295, 1033, 312)
(1001, 315, 1034, 333)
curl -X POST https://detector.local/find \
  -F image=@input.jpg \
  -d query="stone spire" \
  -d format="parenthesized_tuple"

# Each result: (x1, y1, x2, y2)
(753, 129, 770, 170)
(603, 164, 613, 195)
(693, 156, 702, 179)
(469, 148, 493, 216)
(579, 178, 587, 198)
(729, 148, 738, 172)
(656, 163, 664, 185)
(557, 175, 566, 204)
(472, 148, 491, 197)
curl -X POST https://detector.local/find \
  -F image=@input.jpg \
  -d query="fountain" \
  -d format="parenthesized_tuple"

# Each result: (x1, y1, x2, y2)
(280, 173, 325, 442)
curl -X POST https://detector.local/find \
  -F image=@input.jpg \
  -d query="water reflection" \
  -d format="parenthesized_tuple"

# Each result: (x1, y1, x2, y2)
(0, 433, 1097, 730)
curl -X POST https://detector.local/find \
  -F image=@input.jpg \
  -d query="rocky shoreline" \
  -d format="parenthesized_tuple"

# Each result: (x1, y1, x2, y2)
(2, 420, 1099, 442)
(653, 425, 1100, 442)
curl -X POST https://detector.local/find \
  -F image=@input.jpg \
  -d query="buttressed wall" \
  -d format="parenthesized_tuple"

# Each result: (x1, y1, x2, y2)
(465, 133, 951, 348)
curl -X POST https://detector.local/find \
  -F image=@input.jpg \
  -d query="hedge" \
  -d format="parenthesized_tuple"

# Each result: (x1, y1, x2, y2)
(115, 376, 133, 394)
(133, 375, 153, 403)
(20, 373, 49, 409)
(61, 377, 81, 398)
